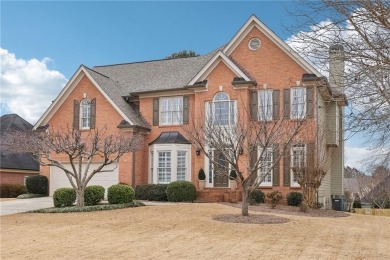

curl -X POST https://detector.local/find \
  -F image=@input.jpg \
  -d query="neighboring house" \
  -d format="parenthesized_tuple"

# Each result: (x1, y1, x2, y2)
(34, 15, 346, 205)
(0, 114, 40, 185)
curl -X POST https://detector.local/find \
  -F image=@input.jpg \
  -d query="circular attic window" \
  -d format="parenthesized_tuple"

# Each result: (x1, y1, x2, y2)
(248, 38, 261, 50)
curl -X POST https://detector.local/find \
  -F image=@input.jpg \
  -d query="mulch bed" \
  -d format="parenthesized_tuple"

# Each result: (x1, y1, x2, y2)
(213, 213, 290, 224)
(222, 202, 350, 218)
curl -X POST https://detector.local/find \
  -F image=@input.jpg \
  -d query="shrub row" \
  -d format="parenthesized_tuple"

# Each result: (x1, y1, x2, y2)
(0, 184, 27, 198)
(166, 181, 196, 202)
(135, 184, 168, 201)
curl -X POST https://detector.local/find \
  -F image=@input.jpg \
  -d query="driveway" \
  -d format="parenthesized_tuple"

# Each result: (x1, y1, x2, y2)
(0, 197, 53, 216)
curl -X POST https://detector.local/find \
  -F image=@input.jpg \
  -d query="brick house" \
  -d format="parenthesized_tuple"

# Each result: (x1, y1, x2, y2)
(34, 15, 346, 207)
(1, 114, 40, 185)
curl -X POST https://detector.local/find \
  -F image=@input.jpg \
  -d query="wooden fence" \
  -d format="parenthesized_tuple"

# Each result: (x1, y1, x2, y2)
(354, 208, 390, 217)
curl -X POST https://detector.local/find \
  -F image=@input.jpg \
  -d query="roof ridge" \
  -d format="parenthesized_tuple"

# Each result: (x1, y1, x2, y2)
(84, 66, 111, 79)
(93, 54, 207, 68)
(2, 114, 17, 134)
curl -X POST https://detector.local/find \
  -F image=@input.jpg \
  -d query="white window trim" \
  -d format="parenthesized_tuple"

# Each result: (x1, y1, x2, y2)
(159, 96, 183, 126)
(258, 90, 273, 121)
(80, 99, 91, 129)
(290, 87, 306, 120)
(258, 147, 273, 187)
(149, 144, 191, 184)
(290, 144, 306, 187)
(206, 92, 237, 127)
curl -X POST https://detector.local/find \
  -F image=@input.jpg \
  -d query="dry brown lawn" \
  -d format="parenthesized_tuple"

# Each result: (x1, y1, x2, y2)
(1, 203, 389, 259)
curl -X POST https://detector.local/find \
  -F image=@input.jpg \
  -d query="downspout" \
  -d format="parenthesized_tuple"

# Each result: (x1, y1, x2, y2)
(132, 151, 136, 187)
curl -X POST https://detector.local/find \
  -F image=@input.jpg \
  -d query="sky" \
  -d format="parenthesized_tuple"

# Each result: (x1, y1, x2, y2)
(0, 0, 373, 170)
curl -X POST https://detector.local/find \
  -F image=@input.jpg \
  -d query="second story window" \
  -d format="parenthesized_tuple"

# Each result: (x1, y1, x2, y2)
(291, 88, 306, 119)
(207, 92, 236, 126)
(258, 90, 273, 121)
(80, 99, 91, 129)
(160, 97, 183, 125)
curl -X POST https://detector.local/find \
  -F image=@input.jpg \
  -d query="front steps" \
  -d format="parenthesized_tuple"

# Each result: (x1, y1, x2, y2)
(196, 188, 242, 203)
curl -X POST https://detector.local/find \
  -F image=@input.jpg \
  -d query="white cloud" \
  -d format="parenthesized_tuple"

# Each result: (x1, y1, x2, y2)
(0, 48, 68, 124)
(345, 146, 374, 171)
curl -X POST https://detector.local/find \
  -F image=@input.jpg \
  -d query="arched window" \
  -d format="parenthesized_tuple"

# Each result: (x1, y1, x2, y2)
(207, 92, 236, 125)
(80, 99, 91, 129)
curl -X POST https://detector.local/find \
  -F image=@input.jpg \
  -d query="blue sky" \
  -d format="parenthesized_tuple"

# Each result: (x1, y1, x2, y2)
(0, 1, 372, 170)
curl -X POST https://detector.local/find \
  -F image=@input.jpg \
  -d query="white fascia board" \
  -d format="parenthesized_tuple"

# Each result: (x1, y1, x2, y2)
(188, 51, 250, 85)
(34, 66, 132, 129)
(223, 15, 322, 77)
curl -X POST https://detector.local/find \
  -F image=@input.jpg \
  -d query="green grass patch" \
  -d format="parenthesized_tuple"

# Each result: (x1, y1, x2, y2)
(30, 200, 145, 213)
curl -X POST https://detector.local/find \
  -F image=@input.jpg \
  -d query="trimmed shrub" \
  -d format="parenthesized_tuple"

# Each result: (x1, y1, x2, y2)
(25, 175, 48, 195)
(229, 170, 237, 180)
(31, 201, 145, 213)
(84, 185, 105, 206)
(353, 200, 362, 208)
(267, 191, 283, 209)
(148, 184, 168, 201)
(198, 169, 206, 180)
(107, 184, 135, 204)
(0, 184, 27, 198)
(135, 184, 169, 201)
(53, 188, 76, 207)
(250, 189, 265, 204)
(287, 192, 303, 206)
(166, 181, 196, 202)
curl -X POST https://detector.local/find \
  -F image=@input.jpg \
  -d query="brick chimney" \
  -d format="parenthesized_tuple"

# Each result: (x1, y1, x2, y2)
(329, 45, 345, 94)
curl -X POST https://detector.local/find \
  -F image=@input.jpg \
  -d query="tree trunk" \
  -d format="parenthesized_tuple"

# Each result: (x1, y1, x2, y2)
(241, 186, 250, 216)
(76, 188, 85, 207)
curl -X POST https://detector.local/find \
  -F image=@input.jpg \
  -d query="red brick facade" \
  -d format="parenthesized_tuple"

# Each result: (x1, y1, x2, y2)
(0, 170, 39, 185)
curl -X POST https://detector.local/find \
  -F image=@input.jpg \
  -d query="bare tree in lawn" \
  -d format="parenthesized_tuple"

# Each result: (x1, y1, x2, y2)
(2, 127, 141, 207)
(183, 100, 308, 216)
(286, 0, 390, 167)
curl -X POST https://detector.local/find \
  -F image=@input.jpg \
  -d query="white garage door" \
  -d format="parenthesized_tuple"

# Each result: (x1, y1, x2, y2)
(50, 163, 119, 196)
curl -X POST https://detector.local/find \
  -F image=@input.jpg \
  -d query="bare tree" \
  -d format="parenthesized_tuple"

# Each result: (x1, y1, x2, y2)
(357, 166, 390, 208)
(2, 127, 141, 207)
(286, 0, 390, 166)
(183, 105, 308, 216)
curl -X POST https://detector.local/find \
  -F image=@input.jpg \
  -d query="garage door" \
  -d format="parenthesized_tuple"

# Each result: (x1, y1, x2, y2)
(50, 163, 119, 196)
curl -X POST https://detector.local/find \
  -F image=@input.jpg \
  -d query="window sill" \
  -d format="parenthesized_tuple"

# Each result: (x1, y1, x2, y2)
(157, 124, 182, 128)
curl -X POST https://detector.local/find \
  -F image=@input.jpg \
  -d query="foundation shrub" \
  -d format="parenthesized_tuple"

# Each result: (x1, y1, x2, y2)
(287, 192, 303, 206)
(267, 191, 283, 209)
(250, 189, 265, 204)
(166, 181, 196, 202)
(108, 184, 135, 204)
(0, 184, 27, 198)
(53, 188, 76, 207)
(84, 185, 105, 206)
(135, 184, 168, 201)
(25, 175, 48, 195)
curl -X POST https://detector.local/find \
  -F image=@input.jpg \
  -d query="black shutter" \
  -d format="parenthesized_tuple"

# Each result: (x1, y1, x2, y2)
(90, 98, 96, 129)
(73, 100, 79, 129)
(283, 144, 291, 186)
(306, 143, 315, 169)
(283, 89, 290, 119)
(272, 144, 280, 186)
(251, 91, 258, 120)
(183, 96, 189, 124)
(306, 87, 314, 118)
(153, 98, 159, 126)
(249, 147, 258, 185)
(273, 90, 280, 120)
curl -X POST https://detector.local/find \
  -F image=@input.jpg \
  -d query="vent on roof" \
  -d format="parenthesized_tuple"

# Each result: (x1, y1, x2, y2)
(249, 38, 261, 50)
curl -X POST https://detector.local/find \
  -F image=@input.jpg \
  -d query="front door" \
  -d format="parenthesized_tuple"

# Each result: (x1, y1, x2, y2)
(213, 151, 229, 187)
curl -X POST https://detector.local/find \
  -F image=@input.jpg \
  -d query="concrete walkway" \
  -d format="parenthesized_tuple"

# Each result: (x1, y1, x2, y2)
(0, 197, 54, 216)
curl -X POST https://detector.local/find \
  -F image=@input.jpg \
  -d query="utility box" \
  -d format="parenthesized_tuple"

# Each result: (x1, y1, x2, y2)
(332, 198, 345, 211)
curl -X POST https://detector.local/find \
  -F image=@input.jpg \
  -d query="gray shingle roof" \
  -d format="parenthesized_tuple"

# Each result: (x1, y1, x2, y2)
(92, 50, 218, 94)
(84, 67, 150, 129)
(0, 114, 39, 171)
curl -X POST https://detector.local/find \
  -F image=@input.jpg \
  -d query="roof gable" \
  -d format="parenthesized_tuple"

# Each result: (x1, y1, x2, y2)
(223, 15, 321, 76)
(188, 51, 251, 85)
(34, 66, 137, 129)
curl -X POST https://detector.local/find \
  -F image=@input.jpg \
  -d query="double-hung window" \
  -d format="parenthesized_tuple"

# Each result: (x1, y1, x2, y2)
(158, 151, 171, 183)
(176, 151, 187, 181)
(258, 90, 273, 121)
(259, 148, 273, 186)
(291, 88, 306, 119)
(291, 144, 305, 186)
(80, 99, 91, 129)
(207, 92, 236, 126)
(160, 97, 183, 125)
